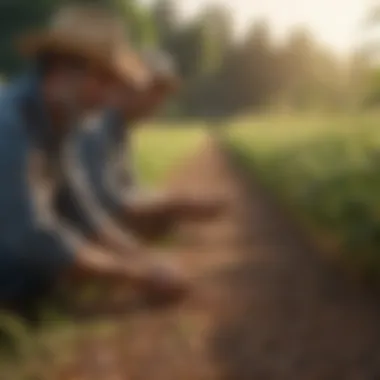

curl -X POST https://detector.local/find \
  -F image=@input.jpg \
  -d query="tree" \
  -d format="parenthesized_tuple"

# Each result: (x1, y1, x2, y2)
(152, 0, 179, 51)
(196, 4, 234, 76)
(0, 1, 55, 74)
(230, 20, 278, 111)
(116, 0, 157, 47)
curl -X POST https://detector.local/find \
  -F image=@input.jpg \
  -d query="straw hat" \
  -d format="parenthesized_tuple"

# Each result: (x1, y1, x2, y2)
(16, 5, 151, 89)
(140, 49, 180, 93)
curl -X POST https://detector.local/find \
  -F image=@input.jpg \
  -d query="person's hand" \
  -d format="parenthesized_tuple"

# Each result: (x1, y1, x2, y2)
(170, 193, 227, 220)
(139, 261, 191, 307)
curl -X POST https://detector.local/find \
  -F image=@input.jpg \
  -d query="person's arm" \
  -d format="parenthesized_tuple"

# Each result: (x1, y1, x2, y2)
(109, 110, 137, 190)
(58, 136, 189, 299)
(91, 112, 221, 227)
(89, 110, 137, 210)
(0, 110, 158, 294)
(92, 111, 185, 219)
(61, 127, 143, 255)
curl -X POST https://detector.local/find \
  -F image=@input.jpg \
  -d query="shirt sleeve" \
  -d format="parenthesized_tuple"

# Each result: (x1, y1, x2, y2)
(61, 128, 140, 250)
(98, 111, 174, 216)
(84, 110, 136, 214)
(103, 109, 137, 191)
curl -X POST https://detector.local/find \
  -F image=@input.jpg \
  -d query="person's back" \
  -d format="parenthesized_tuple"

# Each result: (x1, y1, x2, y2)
(0, 73, 72, 318)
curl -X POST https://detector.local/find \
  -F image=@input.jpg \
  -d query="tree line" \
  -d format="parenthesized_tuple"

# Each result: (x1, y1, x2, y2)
(0, 0, 373, 117)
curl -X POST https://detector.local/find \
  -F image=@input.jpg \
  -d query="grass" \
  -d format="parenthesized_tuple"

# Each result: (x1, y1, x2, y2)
(226, 112, 380, 282)
(133, 123, 207, 186)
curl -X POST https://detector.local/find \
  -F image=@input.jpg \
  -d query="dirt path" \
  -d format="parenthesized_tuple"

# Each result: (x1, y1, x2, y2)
(53, 138, 380, 379)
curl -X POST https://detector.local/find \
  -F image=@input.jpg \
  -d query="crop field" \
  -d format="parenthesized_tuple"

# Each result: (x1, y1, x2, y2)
(226, 113, 380, 280)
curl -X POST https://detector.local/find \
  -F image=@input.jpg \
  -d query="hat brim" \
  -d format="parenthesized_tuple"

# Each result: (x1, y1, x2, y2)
(16, 32, 150, 90)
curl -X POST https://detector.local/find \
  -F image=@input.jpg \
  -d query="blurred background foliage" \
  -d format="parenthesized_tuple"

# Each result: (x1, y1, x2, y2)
(1, 0, 379, 117)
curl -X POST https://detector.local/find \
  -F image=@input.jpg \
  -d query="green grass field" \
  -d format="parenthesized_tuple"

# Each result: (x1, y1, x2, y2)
(227, 113, 380, 281)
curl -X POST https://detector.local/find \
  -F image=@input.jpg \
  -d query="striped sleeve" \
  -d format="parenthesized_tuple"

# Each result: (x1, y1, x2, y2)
(61, 128, 140, 249)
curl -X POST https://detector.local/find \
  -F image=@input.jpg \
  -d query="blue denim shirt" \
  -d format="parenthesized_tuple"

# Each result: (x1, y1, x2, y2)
(0, 73, 80, 303)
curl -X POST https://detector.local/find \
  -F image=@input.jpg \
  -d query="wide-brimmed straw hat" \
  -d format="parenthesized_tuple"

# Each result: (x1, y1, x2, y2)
(16, 5, 151, 90)
(140, 49, 180, 94)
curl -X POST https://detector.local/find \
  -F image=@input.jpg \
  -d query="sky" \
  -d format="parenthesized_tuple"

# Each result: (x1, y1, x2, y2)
(140, 0, 372, 53)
